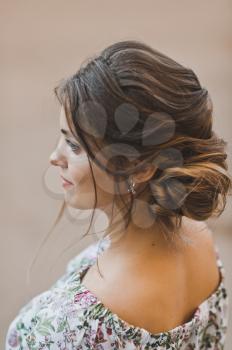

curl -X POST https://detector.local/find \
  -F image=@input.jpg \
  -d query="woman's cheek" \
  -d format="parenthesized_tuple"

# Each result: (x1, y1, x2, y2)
(69, 157, 90, 185)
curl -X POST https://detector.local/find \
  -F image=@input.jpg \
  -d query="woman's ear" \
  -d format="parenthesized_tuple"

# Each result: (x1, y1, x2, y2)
(134, 163, 157, 185)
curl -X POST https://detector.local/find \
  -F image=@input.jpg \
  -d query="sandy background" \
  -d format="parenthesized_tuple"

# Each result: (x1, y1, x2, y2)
(1, 1, 231, 348)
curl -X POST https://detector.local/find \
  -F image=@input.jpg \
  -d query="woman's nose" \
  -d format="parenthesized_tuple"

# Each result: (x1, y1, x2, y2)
(49, 150, 67, 168)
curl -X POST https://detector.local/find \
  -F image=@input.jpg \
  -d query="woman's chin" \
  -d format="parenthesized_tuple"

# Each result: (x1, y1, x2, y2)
(64, 195, 92, 210)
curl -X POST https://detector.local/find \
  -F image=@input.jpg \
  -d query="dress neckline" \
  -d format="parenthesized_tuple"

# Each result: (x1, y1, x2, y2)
(70, 241, 227, 341)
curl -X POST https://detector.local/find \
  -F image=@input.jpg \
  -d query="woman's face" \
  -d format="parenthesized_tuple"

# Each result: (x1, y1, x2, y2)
(49, 105, 117, 211)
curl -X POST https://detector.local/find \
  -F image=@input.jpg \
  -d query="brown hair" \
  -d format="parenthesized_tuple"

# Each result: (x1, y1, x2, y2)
(29, 40, 232, 280)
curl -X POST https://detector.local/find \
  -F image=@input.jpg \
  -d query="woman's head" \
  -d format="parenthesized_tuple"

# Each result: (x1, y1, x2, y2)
(49, 40, 232, 243)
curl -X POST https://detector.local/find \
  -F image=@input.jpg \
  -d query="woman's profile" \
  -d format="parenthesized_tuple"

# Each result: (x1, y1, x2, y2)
(5, 40, 232, 349)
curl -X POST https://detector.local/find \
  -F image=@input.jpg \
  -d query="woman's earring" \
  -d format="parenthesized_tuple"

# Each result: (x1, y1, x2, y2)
(127, 177, 136, 195)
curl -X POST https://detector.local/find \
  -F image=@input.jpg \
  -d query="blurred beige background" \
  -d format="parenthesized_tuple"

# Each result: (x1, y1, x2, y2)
(1, 0, 231, 348)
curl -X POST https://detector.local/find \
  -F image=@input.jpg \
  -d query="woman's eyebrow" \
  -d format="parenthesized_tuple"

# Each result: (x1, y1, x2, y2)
(60, 128, 71, 136)
(60, 128, 80, 142)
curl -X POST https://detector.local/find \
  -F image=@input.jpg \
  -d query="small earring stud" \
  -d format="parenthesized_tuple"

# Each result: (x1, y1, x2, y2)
(127, 177, 136, 195)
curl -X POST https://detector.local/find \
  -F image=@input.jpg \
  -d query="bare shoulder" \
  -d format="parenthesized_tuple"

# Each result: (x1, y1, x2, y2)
(180, 219, 221, 296)
(179, 218, 219, 270)
(81, 219, 221, 334)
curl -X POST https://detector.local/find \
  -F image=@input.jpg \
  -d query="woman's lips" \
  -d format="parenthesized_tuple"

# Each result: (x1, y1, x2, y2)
(60, 175, 74, 187)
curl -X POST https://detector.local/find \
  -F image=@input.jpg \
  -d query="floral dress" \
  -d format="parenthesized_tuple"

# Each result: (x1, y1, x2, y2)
(5, 238, 229, 349)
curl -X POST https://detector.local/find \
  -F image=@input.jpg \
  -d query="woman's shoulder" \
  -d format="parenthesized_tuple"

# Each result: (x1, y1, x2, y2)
(5, 239, 109, 349)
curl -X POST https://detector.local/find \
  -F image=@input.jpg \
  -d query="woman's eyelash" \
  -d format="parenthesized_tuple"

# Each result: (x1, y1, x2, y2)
(65, 139, 80, 152)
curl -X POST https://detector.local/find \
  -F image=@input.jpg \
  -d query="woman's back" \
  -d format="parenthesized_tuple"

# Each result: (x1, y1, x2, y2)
(5, 223, 229, 349)
(79, 220, 223, 334)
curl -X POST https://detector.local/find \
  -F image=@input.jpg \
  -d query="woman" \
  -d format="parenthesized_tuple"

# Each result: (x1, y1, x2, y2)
(5, 40, 231, 349)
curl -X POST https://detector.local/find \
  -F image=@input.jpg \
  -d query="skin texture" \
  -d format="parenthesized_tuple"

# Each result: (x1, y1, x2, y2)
(49, 106, 221, 334)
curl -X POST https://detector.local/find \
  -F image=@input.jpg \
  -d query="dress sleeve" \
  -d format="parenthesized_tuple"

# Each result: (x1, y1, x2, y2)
(5, 284, 119, 350)
(5, 240, 112, 350)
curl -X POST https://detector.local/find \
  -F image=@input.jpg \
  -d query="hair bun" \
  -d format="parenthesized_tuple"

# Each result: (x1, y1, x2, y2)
(148, 132, 231, 236)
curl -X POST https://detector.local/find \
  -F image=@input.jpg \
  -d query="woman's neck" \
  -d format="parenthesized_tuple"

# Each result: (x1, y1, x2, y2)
(102, 215, 207, 264)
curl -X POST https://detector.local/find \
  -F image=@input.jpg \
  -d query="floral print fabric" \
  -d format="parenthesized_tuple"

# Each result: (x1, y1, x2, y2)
(5, 238, 229, 349)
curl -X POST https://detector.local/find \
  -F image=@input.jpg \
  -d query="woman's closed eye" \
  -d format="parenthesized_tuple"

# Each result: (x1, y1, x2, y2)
(65, 139, 81, 153)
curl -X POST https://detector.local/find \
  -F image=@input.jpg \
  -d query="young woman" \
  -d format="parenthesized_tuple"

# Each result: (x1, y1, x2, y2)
(6, 40, 231, 349)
